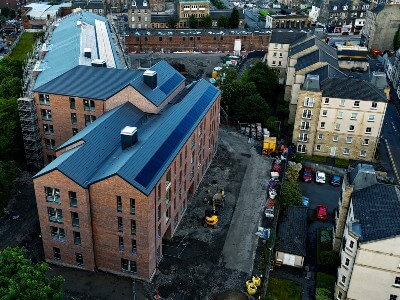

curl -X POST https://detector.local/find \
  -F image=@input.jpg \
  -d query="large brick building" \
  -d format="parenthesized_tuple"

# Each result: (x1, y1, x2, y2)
(33, 69, 221, 280)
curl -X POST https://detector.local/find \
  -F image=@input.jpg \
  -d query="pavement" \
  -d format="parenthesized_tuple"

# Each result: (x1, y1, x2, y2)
(222, 145, 270, 274)
(299, 180, 341, 213)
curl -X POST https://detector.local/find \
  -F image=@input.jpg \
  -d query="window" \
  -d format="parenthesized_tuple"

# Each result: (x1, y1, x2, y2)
(302, 109, 312, 119)
(360, 150, 366, 157)
(348, 125, 355, 132)
(45, 187, 60, 203)
(166, 207, 170, 223)
(368, 115, 375, 122)
(316, 145, 321, 151)
(131, 239, 137, 254)
(166, 170, 171, 189)
(322, 110, 328, 117)
(50, 226, 65, 241)
(174, 213, 179, 229)
(341, 275, 346, 283)
(73, 231, 81, 245)
(298, 133, 308, 141)
(395, 277, 400, 285)
(70, 98, 76, 109)
(41, 109, 52, 121)
(131, 219, 136, 235)
(72, 128, 78, 135)
(121, 259, 137, 274)
(304, 97, 314, 107)
(345, 258, 349, 266)
(354, 100, 360, 107)
(337, 111, 343, 119)
(300, 121, 310, 130)
(48, 207, 63, 223)
(349, 240, 354, 248)
(320, 122, 325, 129)
(71, 212, 80, 227)
(85, 115, 96, 126)
(340, 99, 346, 106)
(119, 236, 124, 251)
(43, 124, 54, 135)
(371, 102, 377, 109)
(191, 135, 195, 148)
(157, 205, 161, 221)
(335, 124, 341, 131)
(365, 127, 372, 134)
(71, 113, 77, 125)
(157, 224, 161, 238)
(157, 184, 161, 201)
(53, 247, 61, 260)
(324, 98, 330, 104)
(337, 291, 342, 300)
(272, 61, 276, 66)
(343, 148, 349, 155)
(273, 52, 277, 57)
(297, 144, 306, 153)
(117, 196, 122, 212)
(130, 198, 135, 214)
(45, 138, 55, 150)
(362, 139, 369, 145)
(76, 253, 83, 266)
(350, 113, 358, 120)
(47, 155, 56, 162)
(318, 133, 323, 139)
(166, 189, 171, 205)
(346, 137, 353, 143)
(83, 99, 96, 112)
(390, 295, 398, 300)
(118, 217, 123, 232)
(69, 191, 77, 207)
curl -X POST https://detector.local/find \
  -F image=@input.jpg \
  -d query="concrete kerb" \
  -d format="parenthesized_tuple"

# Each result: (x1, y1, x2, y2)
(384, 138, 400, 183)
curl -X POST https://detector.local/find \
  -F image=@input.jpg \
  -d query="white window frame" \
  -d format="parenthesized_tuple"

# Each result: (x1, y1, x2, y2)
(365, 127, 372, 134)
(348, 125, 355, 132)
(346, 137, 353, 143)
(360, 150, 366, 157)
(340, 99, 346, 106)
(333, 135, 338, 142)
(316, 145, 321, 151)
(324, 97, 330, 104)
(300, 121, 310, 130)
(350, 113, 358, 120)
(318, 133, 323, 139)
(320, 122, 325, 129)
(298, 133, 308, 142)
(353, 100, 360, 107)
(343, 148, 350, 155)
(45, 187, 60, 203)
(337, 111, 343, 119)
(335, 124, 341, 131)
(304, 97, 314, 107)
(368, 115, 375, 122)
(362, 139, 369, 145)
(371, 102, 377, 109)
(322, 110, 328, 117)
(302, 109, 312, 119)
(297, 144, 306, 153)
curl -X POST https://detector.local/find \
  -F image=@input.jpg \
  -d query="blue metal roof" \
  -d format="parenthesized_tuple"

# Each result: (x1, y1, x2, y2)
(34, 60, 185, 106)
(34, 79, 220, 195)
(34, 11, 120, 89)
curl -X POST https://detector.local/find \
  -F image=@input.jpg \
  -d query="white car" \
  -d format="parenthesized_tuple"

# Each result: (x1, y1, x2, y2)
(315, 171, 326, 184)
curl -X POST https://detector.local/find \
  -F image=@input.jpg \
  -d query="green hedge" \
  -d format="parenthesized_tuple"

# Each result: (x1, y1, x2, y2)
(316, 272, 336, 300)
(266, 277, 302, 300)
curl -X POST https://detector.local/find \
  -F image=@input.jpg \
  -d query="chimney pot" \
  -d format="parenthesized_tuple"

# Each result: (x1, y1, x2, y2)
(143, 70, 157, 89)
(121, 126, 138, 150)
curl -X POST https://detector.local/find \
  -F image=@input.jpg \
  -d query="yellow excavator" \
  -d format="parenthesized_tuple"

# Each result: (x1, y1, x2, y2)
(203, 199, 218, 228)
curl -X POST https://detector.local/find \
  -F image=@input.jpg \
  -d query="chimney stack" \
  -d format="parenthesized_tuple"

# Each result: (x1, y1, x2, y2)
(121, 126, 138, 150)
(143, 70, 157, 89)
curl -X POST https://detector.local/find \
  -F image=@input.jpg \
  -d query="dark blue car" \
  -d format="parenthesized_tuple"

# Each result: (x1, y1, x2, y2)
(330, 175, 341, 187)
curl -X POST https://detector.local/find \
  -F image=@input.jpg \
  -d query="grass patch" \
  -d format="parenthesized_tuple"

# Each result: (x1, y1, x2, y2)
(303, 155, 327, 163)
(266, 277, 302, 300)
(334, 158, 349, 168)
(9, 32, 41, 61)
(317, 227, 332, 264)
(316, 272, 336, 299)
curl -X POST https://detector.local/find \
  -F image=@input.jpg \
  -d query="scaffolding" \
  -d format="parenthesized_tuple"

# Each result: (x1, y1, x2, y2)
(18, 98, 44, 170)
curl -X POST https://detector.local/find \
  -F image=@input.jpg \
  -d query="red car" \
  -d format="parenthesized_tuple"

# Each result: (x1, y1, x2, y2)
(303, 168, 312, 182)
(316, 205, 328, 221)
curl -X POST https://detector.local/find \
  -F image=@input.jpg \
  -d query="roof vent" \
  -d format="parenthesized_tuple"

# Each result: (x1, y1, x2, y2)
(303, 74, 320, 91)
(91, 59, 107, 67)
(77, 20, 82, 26)
(143, 70, 157, 89)
(84, 48, 92, 58)
(121, 126, 138, 150)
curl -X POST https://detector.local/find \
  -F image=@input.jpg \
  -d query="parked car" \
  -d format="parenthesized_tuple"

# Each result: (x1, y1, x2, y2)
(302, 167, 313, 182)
(301, 196, 309, 207)
(351, 67, 364, 73)
(315, 171, 326, 184)
(316, 205, 328, 220)
(330, 175, 341, 187)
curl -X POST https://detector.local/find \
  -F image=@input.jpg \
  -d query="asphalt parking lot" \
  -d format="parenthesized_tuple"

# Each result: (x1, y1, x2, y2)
(300, 178, 341, 213)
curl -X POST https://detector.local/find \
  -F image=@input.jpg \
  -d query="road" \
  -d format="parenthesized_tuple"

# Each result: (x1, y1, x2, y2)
(382, 101, 400, 181)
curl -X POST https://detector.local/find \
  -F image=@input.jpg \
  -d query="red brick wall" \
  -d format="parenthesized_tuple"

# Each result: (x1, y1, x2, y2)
(33, 170, 96, 271)
(125, 32, 270, 53)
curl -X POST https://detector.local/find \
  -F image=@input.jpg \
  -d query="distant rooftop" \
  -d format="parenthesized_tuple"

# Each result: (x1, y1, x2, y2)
(270, 31, 307, 44)
(25, 2, 72, 20)
(34, 11, 120, 89)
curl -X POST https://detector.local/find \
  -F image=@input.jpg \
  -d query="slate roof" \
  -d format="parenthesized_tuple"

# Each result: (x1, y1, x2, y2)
(34, 60, 185, 106)
(349, 163, 377, 191)
(308, 64, 346, 81)
(351, 184, 400, 242)
(275, 206, 307, 256)
(295, 49, 338, 71)
(34, 11, 119, 89)
(372, 3, 385, 14)
(269, 31, 307, 45)
(34, 79, 220, 195)
(290, 36, 337, 58)
(209, 9, 244, 19)
(321, 78, 387, 102)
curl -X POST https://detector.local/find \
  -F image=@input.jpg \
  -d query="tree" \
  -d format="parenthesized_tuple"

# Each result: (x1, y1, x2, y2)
(245, 61, 279, 106)
(217, 15, 229, 28)
(0, 160, 18, 210)
(0, 98, 23, 161)
(316, 288, 331, 300)
(0, 77, 22, 99)
(220, 80, 258, 113)
(394, 30, 400, 50)
(285, 162, 302, 182)
(281, 180, 302, 207)
(229, 7, 240, 28)
(234, 93, 270, 123)
(188, 15, 198, 28)
(201, 15, 212, 28)
(0, 247, 64, 299)
(167, 17, 177, 29)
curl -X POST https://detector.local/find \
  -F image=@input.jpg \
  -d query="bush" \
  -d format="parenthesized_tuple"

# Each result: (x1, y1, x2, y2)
(335, 158, 349, 167)
(316, 288, 331, 300)
(320, 251, 340, 268)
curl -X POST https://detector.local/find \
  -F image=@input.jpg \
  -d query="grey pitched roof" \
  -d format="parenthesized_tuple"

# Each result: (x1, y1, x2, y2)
(34, 79, 220, 195)
(308, 64, 346, 81)
(372, 3, 385, 14)
(352, 184, 400, 242)
(269, 31, 307, 44)
(72, 1, 104, 9)
(34, 60, 185, 106)
(321, 78, 387, 102)
(349, 163, 377, 191)
(290, 36, 337, 58)
(275, 206, 307, 256)
(295, 48, 338, 71)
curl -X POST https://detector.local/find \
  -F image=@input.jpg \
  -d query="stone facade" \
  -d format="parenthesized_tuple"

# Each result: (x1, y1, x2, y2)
(333, 178, 353, 251)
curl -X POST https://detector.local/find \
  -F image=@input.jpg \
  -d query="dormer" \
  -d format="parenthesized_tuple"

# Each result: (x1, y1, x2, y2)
(143, 0, 148, 6)
(131, 0, 137, 7)
(343, 5, 348, 10)
(333, 5, 337, 10)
